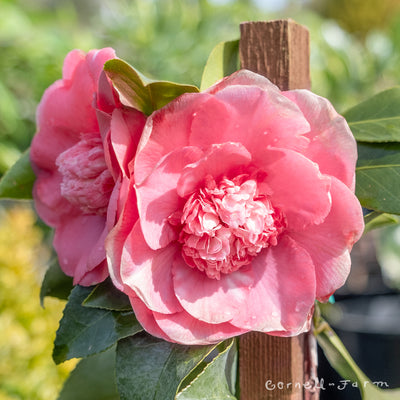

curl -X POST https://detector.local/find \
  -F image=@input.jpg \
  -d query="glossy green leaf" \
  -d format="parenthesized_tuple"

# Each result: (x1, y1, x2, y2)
(176, 339, 237, 400)
(104, 59, 199, 115)
(0, 149, 35, 199)
(344, 87, 400, 142)
(315, 308, 400, 399)
(40, 258, 73, 306)
(363, 210, 400, 233)
(116, 333, 217, 400)
(356, 142, 400, 214)
(83, 278, 132, 311)
(200, 40, 239, 91)
(53, 285, 142, 364)
(58, 346, 119, 400)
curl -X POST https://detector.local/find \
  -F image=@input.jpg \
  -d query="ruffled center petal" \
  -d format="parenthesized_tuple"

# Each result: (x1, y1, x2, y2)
(56, 132, 114, 216)
(170, 174, 286, 279)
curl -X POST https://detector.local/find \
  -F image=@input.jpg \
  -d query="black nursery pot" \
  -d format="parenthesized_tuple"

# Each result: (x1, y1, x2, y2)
(318, 294, 400, 400)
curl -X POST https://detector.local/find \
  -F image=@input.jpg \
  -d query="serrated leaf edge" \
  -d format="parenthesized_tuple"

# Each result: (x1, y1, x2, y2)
(175, 339, 236, 399)
(53, 287, 141, 364)
(82, 282, 133, 312)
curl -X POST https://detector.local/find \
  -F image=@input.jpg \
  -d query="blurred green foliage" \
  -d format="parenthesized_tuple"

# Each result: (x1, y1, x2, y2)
(0, 0, 97, 173)
(1, 0, 400, 174)
(2, 0, 400, 398)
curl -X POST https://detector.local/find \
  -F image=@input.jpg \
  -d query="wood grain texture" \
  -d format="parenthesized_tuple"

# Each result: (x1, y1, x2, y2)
(239, 333, 305, 400)
(238, 20, 316, 400)
(239, 19, 310, 90)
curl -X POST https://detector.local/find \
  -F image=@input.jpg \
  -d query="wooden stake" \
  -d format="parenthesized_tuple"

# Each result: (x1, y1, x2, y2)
(238, 20, 317, 400)
(239, 19, 310, 91)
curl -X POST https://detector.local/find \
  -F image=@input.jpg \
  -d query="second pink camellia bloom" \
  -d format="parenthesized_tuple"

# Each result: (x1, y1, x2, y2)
(31, 48, 146, 285)
(107, 70, 365, 345)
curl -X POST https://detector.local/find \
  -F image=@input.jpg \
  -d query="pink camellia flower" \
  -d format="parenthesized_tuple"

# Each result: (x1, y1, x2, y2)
(107, 70, 364, 344)
(31, 48, 145, 285)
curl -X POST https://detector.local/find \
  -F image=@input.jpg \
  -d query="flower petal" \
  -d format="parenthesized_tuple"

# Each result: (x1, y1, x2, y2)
(77, 261, 108, 287)
(258, 147, 332, 230)
(283, 90, 357, 190)
(119, 221, 183, 314)
(214, 85, 310, 154)
(129, 296, 172, 342)
(96, 70, 119, 115)
(189, 86, 309, 162)
(230, 235, 316, 334)
(106, 179, 138, 293)
(172, 254, 253, 323)
(85, 48, 116, 87)
(267, 307, 314, 337)
(206, 69, 281, 94)
(32, 48, 116, 171)
(53, 214, 108, 285)
(134, 93, 210, 185)
(110, 108, 146, 177)
(62, 49, 86, 80)
(153, 309, 248, 345)
(136, 146, 203, 250)
(290, 177, 364, 301)
(177, 142, 252, 198)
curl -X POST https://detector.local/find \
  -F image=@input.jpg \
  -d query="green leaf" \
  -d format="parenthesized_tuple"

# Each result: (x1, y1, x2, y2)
(344, 87, 400, 142)
(363, 210, 400, 233)
(176, 339, 237, 400)
(0, 142, 20, 174)
(83, 278, 132, 311)
(200, 40, 239, 91)
(40, 258, 73, 306)
(104, 59, 199, 115)
(58, 346, 119, 400)
(315, 308, 400, 399)
(116, 333, 217, 400)
(0, 149, 35, 199)
(356, 142, 400, 214)
(53, 285, 142, 364)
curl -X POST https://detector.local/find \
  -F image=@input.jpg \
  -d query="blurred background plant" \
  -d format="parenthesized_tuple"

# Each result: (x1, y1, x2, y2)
(0, 203, 76, 400)
(1, 0, 400, 399)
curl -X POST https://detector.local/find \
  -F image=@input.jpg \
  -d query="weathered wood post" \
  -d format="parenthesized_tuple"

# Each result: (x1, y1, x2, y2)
(238, 19, 319, 400)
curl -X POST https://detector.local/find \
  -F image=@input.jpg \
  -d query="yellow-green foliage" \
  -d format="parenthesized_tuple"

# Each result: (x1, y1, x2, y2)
(314, 0, 400, 38)
(0, 204, 76, 400)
